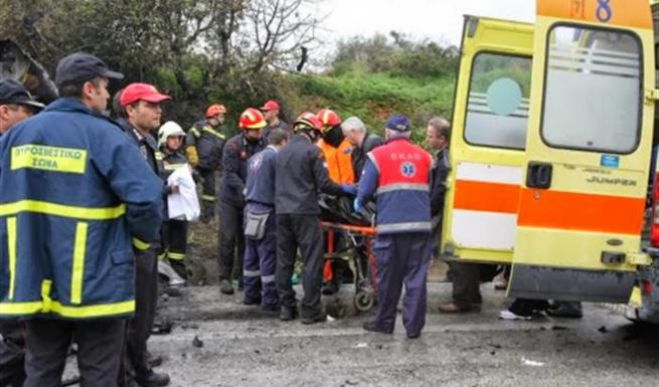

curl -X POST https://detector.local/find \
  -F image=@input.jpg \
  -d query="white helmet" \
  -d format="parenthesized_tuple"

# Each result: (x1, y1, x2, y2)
(158, 121, 185, 147)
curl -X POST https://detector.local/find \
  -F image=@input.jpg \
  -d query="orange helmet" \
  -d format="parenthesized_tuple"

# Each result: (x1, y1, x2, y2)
(294, 112, 323, 132)
(316, 109, 341, 132)
(205, 104, 227, 118)
(239, 108, 267, 129)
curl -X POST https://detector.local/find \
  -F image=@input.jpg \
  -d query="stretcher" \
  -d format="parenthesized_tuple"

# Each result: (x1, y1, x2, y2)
(321, 221, 378, 312)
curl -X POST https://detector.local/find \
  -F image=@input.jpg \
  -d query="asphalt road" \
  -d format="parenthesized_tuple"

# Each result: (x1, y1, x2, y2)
(135, 282, 659, 387)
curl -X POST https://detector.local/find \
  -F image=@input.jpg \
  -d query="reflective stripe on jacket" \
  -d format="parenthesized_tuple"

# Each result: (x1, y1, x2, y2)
(185, 120, 226, 170)
(0, 98, 164, 320)
(358, 138, 433, 234)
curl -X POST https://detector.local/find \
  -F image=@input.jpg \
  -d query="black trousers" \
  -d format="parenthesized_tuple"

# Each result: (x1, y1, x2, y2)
(276, 214, 324, 318)
(124, 245, 159, 379)
(200, 168, 216, 204)
(0, 320, 25, 387)
(161, 220, 188, 261)
(219, 201, 245, 281)
(24, 318, 124, 387)
(450, 261, 482, 308)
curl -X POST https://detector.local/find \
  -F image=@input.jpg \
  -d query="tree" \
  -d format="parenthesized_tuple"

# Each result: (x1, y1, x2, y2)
(0, 0, 321, 123)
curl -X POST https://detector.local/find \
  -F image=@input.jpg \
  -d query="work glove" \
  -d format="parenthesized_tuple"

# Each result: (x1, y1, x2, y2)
(353, 198, 363, 212)
(341, 184, 357, 195)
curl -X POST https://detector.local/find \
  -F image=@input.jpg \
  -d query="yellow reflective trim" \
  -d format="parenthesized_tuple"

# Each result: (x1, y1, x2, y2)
(0, 200, 125, 220)
(41, 279, 52, 313)
(7, 217, 16, 300)
(157, 252, 167, 261)
(70, 222, 88, 305)
(167, 252, 185, 260)
(155, 152, 164, 160)
(11, 144, 87, 174)
(190, 128, 201, 138)
(0, 300, 135, 318)
(164, 163, 187, 171)
(132, 238, 150, 251)
(202, 127, 226, 140)
(202, 195, 216, 202)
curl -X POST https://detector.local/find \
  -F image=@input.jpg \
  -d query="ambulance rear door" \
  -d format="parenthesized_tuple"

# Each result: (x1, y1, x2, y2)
(508, 0, 656, 302)
(441, 16, 533, 264)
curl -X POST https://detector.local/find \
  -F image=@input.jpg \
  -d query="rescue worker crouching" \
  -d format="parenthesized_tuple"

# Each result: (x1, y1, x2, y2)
(157, 121, 191, 282)
(186, 104, 227, 223)
(243, 128, 289, 312)
(275, 112, 356, 324)
(356, 114, 434, 339)
(0, 79, 44, 387)
(316, 108, 355, 296)
(218, 108, 267, 295)
(0, 52, 164, 386)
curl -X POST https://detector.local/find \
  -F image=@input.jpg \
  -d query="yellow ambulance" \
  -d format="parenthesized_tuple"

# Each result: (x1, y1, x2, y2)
(441, 0, 657, 308)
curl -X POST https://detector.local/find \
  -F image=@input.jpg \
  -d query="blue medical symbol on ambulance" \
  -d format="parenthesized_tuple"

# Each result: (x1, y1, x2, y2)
(401, 161, 416, 177)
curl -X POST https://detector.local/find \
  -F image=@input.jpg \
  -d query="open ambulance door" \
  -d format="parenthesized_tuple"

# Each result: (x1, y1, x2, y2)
(441, 16, 533, 263)
(507, 0, 656, 303)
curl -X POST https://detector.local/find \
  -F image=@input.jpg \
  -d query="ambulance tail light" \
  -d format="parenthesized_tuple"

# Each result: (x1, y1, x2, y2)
(641, 279, 653, 296)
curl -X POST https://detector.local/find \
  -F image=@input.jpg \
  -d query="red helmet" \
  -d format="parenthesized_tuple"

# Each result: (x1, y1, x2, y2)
(316, 109, 341, 132)
(294, 112, 323, 132)
(239, 108, 267, 129)
(205, 104, 227, 118)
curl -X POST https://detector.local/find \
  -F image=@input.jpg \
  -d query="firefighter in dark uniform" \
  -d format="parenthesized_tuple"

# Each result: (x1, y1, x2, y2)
(157, 121, 190, 280)
(0, 79, 44, 387)
(242, 128, 289, 311)
(219, 108, 267, 295)
(0, 53, 163, 386)
(357, 114, 434, 339)
(275, 112, 356, 324)
(185, 104, 227, 223)
(118, 82, 172, 387)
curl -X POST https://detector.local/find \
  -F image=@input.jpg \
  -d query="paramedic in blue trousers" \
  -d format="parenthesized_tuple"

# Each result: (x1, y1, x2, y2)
(242, 128, 289, 311)
(118, 82, 172, 387)
(0, 52, 163, 386)
(355, 114, 434, 339)
(0, 79, 44, 387)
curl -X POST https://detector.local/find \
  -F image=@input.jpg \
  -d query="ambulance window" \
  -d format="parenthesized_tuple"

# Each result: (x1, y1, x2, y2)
(464, 53, 532, 150)
(541, 25, 641, 154)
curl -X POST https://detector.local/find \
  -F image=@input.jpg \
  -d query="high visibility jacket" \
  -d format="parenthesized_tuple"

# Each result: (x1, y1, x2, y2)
(0, 98, 164, 320)
(318, 138, 354, 184)
(357, 138, 433, 234)
(185, 120, 226, 170)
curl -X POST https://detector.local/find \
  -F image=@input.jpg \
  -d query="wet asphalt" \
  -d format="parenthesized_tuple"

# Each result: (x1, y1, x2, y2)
(135, 282, 659, 387)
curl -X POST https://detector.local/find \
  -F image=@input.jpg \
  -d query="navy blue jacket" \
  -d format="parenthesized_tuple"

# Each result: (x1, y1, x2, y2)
(0, 98, 163, 320)
(221, 133, 266, 207)
(246, 146, 278, 207)
(275, 134, 347, 215)
(430, 147, 449, 217)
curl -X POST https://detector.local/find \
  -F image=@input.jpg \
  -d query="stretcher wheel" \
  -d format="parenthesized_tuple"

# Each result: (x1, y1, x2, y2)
(354, 291, 375, 313)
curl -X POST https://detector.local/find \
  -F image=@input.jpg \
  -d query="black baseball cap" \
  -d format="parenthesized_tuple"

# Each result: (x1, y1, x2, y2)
(0, 79, 45, 110)
(55, 52, 124, 87)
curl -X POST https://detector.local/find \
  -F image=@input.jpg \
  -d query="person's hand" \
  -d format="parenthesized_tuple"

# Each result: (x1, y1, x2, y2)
(353, 198, 363, 212)
(341, 184, 357, 195)
(169, 185, 180, 194)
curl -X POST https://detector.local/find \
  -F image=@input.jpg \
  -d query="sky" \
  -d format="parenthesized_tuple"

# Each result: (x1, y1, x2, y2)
(316, 0, 536, 47)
